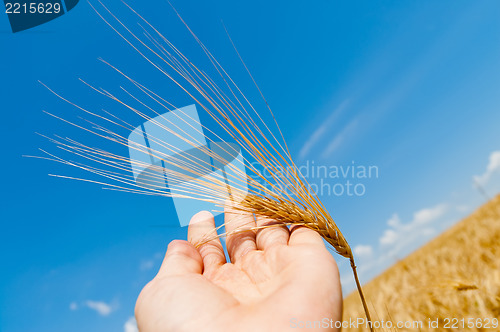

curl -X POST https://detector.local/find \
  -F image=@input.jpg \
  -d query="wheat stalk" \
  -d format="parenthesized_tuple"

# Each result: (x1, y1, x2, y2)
(31, 1, 374, 329)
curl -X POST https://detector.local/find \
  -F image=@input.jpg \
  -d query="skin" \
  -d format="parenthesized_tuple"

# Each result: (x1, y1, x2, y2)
(135, 204, 342, 331)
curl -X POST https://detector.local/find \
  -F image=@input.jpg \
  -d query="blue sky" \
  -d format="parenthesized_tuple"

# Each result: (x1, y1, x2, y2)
(1, 0, 500, 331)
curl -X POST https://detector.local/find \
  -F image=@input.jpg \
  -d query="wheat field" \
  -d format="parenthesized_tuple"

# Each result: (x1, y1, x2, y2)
(342, 194, 500, 331)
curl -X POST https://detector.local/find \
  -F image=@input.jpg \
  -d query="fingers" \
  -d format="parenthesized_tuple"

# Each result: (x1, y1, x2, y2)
(224, 201, 257, 263)
(288, 225, 326, 248)
(156, 240, 203, 278)
(187, 211, 226, 274)
(255, 215, 289, 250)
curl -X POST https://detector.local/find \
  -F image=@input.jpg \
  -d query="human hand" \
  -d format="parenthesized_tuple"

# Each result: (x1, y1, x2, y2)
(135, 204, 342, 331)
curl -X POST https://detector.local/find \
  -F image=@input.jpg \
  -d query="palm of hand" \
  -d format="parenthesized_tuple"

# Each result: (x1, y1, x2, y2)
(136, 208, 342, 332)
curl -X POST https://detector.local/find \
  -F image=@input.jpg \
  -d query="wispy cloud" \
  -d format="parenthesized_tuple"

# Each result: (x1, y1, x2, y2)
(85, 300, 114, 316)
(70, 299, 116, 316)
(298, 100, 349, 159)
(379, 204, 447, 249)
(321, 117, 359, 159)
(124, 317, 139, 332)
(353, 244, 373, 258)
(473, 150, 500, 187)
(140, 259, 155, 271)
(139, 252, 163, 271)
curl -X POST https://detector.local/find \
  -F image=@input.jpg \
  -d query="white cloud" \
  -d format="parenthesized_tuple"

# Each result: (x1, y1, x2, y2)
(139, 252, 164, 271)
(474, 150, 500, 186)
(85, 300, 113, 316)
(124, 317, 139, 332)
(353, 245, 373, 258)
(140, 259, 155, 271)
(386, 213, 400, 227)
(412, 204, 448, 225)
(379, 204, 447, 247)
(70, 300, 116, 316)
(299, 100, 349, 159)
(379, 229, 398, 245)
